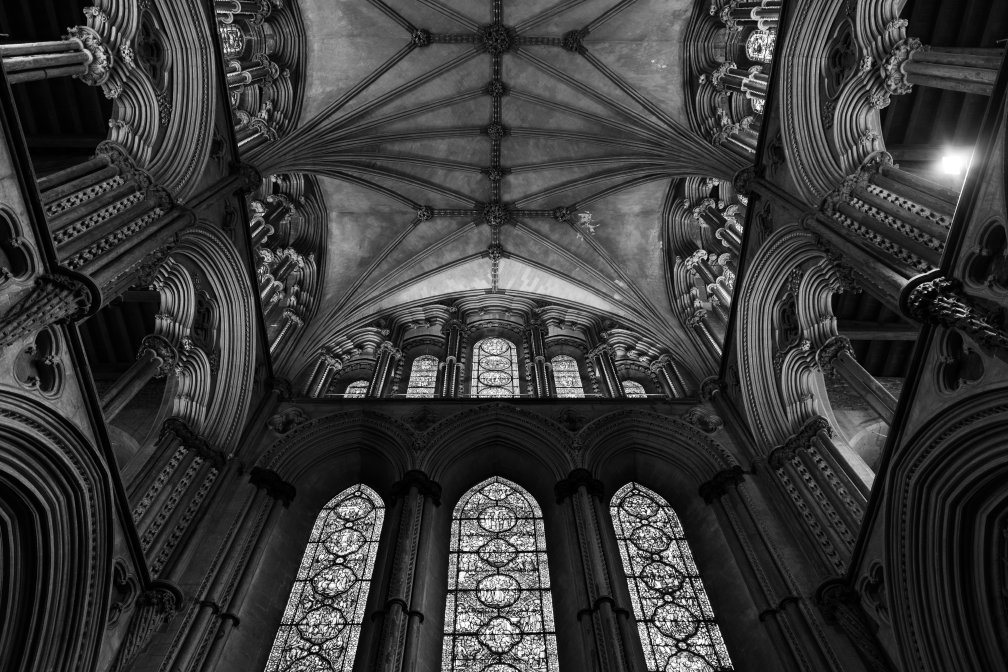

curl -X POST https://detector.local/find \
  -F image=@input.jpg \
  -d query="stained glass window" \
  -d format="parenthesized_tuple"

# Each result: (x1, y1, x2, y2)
(344, 380, 368, 398)
(265, 485, 385, 672)
(551, 355, 584, 398)
(470, 337, 519, 398)
(622, 380, 647, 398)
(406, 355, 439, 398)
(745, 30, 776, 64)
(611, 483, 733, 672)
(444, 477, 558, 672)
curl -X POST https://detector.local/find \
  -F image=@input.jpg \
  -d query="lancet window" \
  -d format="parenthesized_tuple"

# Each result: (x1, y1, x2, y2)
(551, 355, 585, 398)
(622, 380, 647, 398)
(611, 483, 733, 672)
(444, 477, 559, 672)
(470, 337, 519, 398)
(265, 485, 385, 672)
(344, 380, 368, 398)
(406, 355, 439, 398)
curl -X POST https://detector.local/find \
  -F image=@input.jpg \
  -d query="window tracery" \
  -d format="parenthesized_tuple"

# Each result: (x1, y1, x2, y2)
(745, 30, 776, 64)
(622, 380, 647, 398)
(344, 380, 368, 398)
(611, 483, 733, 672)
(444, 477, 558, 672)
(470, 337, 519, 398)
(265, 485, 385, 672)
(550, 355, 584, 398)
(406, 355, 439, 398)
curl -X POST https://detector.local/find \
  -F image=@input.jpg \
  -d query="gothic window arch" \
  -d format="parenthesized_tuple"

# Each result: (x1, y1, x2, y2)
(443, 477, 558, 672)
(610, 483, 733, 672)
(344, 380, 368, 398)
(265, 485, 385, 672)
(622, 380, 647, 398)
(406, 355, 439, 398)
(470, 337, 519, 398)
(550, 355, 584, 398)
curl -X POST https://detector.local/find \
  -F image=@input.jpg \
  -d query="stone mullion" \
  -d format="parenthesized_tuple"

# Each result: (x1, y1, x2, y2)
(557, 471, 642, 672)
(197, 469, 295, 671)
(102, 334, 178, 421)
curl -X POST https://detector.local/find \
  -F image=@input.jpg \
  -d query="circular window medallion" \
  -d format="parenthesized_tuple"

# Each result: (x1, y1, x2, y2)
(477, 616, 522, 653)
(630, 525, 671, 553)
(477, 573, 521, 608)
(478, 538, 519, 568)
(479, 505, 517, 533)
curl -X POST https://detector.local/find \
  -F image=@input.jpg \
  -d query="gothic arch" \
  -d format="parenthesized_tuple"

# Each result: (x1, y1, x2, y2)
(418, 403, 574, 483)
(0, 391, 114, 672)
(883, 388, 1008, 672)
(735, 225, 846, 449)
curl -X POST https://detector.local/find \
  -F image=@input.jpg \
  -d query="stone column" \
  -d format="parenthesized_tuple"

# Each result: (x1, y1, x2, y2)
(588, 343, 624, 398)
(198, 468, 295, 671)
(712, 62, 770, 100)
(816, 336, 897, 423)
(816, 580, 895, 672)
(525, 319, 551, 398)
(109, 582, 184, 672)
(102, 335, 178, 421)
(0, 273, 95, 351)
(269, 310, 303, 353)
(649, 354, 688, 398)
(1, 27, 111, 85)
(226, 53, 279, 93)
(903, 276, 1008, 352)
(719, 0, 781, 30)
(368, 471, 441, 672)
(305, 350, 342, 397)
(687, 308, 723, 356)
(883, 40, 1002, 97)
(368, 341, 403, 398)
(556, 470, 646, 672)
(236, 117, 277, 152)
(441, 317, 466, 398)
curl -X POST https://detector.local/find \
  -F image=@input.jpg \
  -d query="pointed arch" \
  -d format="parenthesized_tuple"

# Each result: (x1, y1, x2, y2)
(264, 484, 385, 672)
(610, 482, 733, 672)
(443, 476, 558, 672)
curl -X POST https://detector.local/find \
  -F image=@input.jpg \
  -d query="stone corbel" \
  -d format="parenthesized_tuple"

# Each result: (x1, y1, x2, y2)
(109, 581, 183, 672)
(0, 271, 99, 351)
(903, 275, 1008, 355)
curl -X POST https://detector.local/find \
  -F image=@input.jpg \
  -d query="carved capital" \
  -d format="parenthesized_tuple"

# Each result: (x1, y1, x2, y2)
(390, 469, 442, 504)
(160, 417, 226, 467)
(0, 273, 96, 351)
(699, 376, 721, 401)
(66, 25, 113, 86)
(684, 406, 724, 433)
(555, 468, 604, 503)
(816, 579, 896, 671)
(249, 466, 296, 505)
(816, 335, 853, 377)
(109, 582, 183, 672)
(905, 276, 1008, 352)
(139, 334, 178, 377)
(880, 37, 926, 96)
(698, 465, 745, 503)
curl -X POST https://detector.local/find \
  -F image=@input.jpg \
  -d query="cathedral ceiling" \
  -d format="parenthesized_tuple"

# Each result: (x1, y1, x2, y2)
(260, 0, 744, 366)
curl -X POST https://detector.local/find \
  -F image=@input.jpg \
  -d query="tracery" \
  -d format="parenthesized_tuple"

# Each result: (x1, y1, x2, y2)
(406, 355, 438, 398)
(470, 337, 519, 398)
(444, 477, 559, 672)
(745, 30, 776, 63)
(611, 483, 733, 672)
(265, 485, 385, 672)
(622, 380, 647, 398)
(344, 380, 368, 398)
(550, 355, 584, 398)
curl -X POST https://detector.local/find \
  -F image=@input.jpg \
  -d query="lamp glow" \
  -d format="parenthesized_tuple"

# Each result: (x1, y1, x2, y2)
(940, 151, 968, 176)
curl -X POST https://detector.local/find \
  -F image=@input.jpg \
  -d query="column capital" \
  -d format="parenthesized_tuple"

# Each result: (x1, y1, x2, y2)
(903, 275, 1008, 352)
(248, 466, 296, 506)
(160, 417, 226, 467)
(139, 334, 178, 377)
(66, 25, 112, 86)
(815, 578, 895, 671)
(772, 416, 833, 466)
(587, 342, 614, 359)
(816, 335, 854, 377)
(698, 465, 745, 503)
(390, 469, 442, 505)
(555, 468, 604, 503)
(0, 272, 98, 351)
(699, 376, 721, 401)
(880, 37, 927, 96)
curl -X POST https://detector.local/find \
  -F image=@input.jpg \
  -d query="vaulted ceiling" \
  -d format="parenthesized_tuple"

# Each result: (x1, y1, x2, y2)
(261, 0, 743, 366)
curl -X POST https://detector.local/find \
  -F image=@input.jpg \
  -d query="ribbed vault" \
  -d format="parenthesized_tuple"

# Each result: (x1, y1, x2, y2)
(252, 0, 744, 368)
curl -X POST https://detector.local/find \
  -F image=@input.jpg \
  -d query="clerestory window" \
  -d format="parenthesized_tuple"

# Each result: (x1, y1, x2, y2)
(344, 380, 368, 398)
(406, 355, 439, 398)
(551, 355, 585, 398)
(622, 380, 647, 398)
(470, 337, 519, 398)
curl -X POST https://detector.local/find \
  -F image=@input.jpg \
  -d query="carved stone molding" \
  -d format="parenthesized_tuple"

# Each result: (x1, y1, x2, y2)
(139, 334, 178, 378)
(684, 406, 724, 433)
(880, 37, 926, 97)
(0, 273, 97, 351)
(390, 469, 442, 505)
(109, 582, 183, 672)
(66, 25, 113, 87)
(698, 465, 745, 503)
(904, 276, 1008, 353)
(816, 335, 854, 377)
(816, 579, 895, 672)
(248, 466, 296, 506)
(266, 406, 309, 434)
(555, 468, 604, 503)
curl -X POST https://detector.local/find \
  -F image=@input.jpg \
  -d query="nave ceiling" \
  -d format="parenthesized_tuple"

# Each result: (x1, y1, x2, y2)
(255, 0, 745, 372)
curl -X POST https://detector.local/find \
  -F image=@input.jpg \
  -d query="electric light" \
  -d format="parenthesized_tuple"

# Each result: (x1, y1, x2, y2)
(939, 151, 969, 176)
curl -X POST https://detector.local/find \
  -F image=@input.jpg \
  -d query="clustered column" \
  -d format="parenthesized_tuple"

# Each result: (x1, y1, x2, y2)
(440, 317, 466, 398)
(369, 341, 403, 398)
(588, 343, 624, 398)
(883, 39, 1003, 97)
(649, 355, 689, 398)
(555, 470, 646, 672)
(366, 471, 441, 672)
(101, 334, 178, 421)
(0, 26, 111, 85)
(304, 349, 342, 397)
(525, 319, 552, 398)
(817, 336, 897, 424)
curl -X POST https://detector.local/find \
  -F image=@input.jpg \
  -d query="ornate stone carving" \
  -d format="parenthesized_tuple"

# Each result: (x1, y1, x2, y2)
(478, 23, 515, 54)
(0, 274, 95, 351)
(699, 376, 721, 401)
(481, 201, 511, 227)
(684, 406, 724, 433)
(416, 205, 433, 221)
(485, 78, 508, 97)
(390, 469, 442, 504)
(698, 465, 745, 503)
(816, 335, 853, 377)
(551, 205, 572, 223)
(406, 406, 439, 432)
(411, 28, 432, 47)
(880, 37, 926, 96)
(67, 26, 113, 87)
(484, 122, 507, 140)
(266, 406, 309, 434)
(248, 466, 296, 505)
(110, 583, 183, 672)
(555, 468, 604, 503)
(816, 579, 896, 672)
(905, 277, 1008, 353)
(561, 29, 584, 52)
(140, 334, 178, 378)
